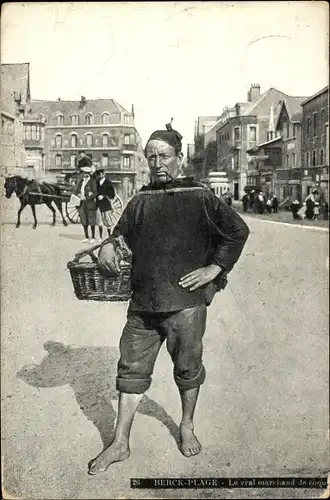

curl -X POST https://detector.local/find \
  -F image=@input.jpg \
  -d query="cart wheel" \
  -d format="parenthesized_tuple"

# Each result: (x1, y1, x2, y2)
(65, 200, 81, 224)
(106, 195, 124, 228)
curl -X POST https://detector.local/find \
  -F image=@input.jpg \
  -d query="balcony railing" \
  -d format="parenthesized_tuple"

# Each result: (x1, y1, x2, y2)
(23, 139, 44, 149)
(121, 143, 136, 151)
(231, 139, 241, 149)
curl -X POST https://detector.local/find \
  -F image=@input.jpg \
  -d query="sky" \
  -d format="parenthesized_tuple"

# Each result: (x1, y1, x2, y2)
(1, 1, 329, 152)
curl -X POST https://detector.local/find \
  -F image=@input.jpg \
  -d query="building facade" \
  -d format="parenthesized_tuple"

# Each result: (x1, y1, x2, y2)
(246, 95, 308, 201)
(218, 86, 303, 199)
(0, 63, 31, 176)
(29, 96, 148, 201)
(301, 86, 329, 201)
(217, 114, 259, 199)
(1, 63, 148, 200)
(274, 98, 306, 201)
(190, 84, 304, 199)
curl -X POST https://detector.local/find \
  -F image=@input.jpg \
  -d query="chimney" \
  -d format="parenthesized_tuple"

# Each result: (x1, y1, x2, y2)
(80, 96, 87, 108)
(247, 83, 261, 102)
(131, 104, 135, 118)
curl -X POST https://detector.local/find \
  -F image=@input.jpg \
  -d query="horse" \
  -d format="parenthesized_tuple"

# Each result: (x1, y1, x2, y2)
(4, 175, 68, 229)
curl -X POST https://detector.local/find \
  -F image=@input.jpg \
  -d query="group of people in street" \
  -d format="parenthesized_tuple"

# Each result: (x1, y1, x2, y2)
(242, 190, 278, 215)
(241, 187, 328, 221)
(290, 190, 329, 221)
(73, 152, 116, 243)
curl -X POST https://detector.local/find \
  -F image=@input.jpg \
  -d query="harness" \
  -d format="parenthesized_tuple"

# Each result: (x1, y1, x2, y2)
(15, 178, 28, 199)
(15, 178, 42, 203)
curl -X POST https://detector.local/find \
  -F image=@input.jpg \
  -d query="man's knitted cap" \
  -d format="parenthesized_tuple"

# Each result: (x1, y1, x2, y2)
(146, 120, 183, 154)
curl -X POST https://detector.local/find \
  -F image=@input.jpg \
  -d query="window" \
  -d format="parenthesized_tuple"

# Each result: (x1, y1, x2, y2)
(312, 150, 317, 166)
(25, 125, 31, 140)
(102, 134, 109, 147)
(31, 125, 40, 140)
(124, 114, 130, 125)
(286, 154, 289, 167)
(313, 113, 318, 136)
(102, 112, 110, 125)
(123, 156, 131, 168)
(70, 155, 77, 167)
(305, 152, 310, 167)
(86, 133, 93, 147)
(321, 109, 327, 133)
(102, 154, 109, 168)
(71, 115, 79, 125)
(124, 134, 130, 145)
(85, 113, 93, 125)
(267, 131, 274, 141)
(292, 153, 296, 166)
(249, 126, 257, 142)
(57, 114, 64, 126)
(55, 134, 62, 148)
(234, 127, 240, 141)
(55, 154, 62, 166)
(286, 120, 290, 139)
(293, 123, 298, 137)
(320, 149, 324, 165)
(233, 150, 240, 169)
(71, 134, 78, 148)
(306, 117, 311, 137)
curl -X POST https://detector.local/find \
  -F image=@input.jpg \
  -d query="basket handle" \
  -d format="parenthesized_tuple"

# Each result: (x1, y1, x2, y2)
(73, 243, 102, 263)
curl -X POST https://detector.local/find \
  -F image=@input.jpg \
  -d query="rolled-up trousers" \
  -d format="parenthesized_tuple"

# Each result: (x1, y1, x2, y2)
(116, 305, 207, 394)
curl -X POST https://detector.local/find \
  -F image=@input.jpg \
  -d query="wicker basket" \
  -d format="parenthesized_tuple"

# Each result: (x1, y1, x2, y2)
(67, 243, 132, 301)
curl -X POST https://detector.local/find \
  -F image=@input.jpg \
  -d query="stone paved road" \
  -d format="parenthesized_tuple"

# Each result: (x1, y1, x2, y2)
(1, 198, 329, 499)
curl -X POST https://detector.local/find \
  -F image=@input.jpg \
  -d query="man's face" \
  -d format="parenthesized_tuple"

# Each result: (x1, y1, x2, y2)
(146, 140, 183, 183)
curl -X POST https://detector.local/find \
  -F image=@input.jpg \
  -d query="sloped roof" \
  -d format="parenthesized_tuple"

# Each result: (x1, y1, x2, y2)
(274, 95, 308, 129)
(240, 87, 288, 116)
(0, 63, 30, 114)
(301, 86, 329, 106)
(284, 96, 308, 119)
(196, 116, 220, 135)
(30, 98, 131, 117)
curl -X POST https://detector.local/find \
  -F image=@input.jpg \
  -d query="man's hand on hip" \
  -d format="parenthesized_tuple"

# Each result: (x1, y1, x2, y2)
(98, 242, 123, 275)
(179, 264, 222, 291)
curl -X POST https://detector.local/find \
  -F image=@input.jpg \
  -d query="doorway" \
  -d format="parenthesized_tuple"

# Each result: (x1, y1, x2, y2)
(234, 183, 239, 200)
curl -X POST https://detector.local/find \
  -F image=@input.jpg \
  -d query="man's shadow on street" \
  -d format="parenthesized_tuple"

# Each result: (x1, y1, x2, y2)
(17, 341, 180, 450)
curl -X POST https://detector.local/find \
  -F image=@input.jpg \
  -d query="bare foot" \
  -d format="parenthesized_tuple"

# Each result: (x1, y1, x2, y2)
(179, 422, 202, 457)
(88, 441, 130, 475)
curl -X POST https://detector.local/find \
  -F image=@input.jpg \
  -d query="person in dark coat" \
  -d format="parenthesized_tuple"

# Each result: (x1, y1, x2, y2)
(77, 151, 92, 172)
(87, 123, 250, 475)
(305, 197, 315, 220)
(271, 195, 279, 213)
(95, 168, 116, 238)
(75, 166, 98, 242)
(290, 199, 301, 219)
(242, 193, 249, 212)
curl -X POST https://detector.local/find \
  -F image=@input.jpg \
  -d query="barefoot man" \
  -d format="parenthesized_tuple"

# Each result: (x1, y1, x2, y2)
(88, 123, 249, 474)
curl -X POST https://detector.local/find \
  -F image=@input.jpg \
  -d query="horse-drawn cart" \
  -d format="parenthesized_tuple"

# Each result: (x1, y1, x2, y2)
(56, 169, 124, 226)
(4, 170, 124, 230)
